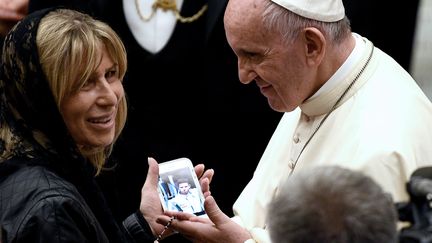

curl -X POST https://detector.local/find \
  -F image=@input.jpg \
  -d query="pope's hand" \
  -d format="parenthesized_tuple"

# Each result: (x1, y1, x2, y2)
(157, 195, 251, 243)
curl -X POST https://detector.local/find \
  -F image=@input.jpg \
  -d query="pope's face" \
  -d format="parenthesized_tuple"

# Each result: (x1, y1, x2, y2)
(224, 0, 317, 112)
(60, 47, 124, 149)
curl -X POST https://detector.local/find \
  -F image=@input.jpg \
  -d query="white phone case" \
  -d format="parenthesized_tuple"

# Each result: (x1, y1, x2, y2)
(157, 158, 207, 217)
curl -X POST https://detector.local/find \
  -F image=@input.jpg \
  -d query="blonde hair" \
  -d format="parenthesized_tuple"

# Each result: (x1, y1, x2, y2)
(37, 9, 128, 174)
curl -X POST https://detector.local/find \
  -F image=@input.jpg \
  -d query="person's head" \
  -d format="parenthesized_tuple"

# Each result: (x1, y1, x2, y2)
(38, 9, 127, 170)
(177, 178, 191, 195)
(0, 8, 127, 174)
(224, 0, 352, 112)
(266, 166, 398, 243)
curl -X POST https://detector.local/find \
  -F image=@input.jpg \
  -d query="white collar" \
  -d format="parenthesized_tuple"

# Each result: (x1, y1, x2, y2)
(309, 33, 366, 99)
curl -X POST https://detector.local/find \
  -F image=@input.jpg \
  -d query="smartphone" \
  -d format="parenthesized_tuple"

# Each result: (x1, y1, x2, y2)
(157, 158, 207, 217)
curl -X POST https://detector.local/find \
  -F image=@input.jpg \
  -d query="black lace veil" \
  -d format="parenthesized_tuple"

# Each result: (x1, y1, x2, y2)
(0, 8, 129, 242)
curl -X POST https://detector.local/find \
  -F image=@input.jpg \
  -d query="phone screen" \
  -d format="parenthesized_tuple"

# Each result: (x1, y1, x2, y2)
(158, 158, 207, 217)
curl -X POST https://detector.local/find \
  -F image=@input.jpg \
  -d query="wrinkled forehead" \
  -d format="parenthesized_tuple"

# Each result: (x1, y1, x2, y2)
(224, 0, 266, 26)
(224, 0, 269, 42)
(224, 0, 276, 52)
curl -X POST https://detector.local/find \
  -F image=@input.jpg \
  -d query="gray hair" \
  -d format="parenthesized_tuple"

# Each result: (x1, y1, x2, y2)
(262, 1, 351, 45)
(267, 166, 398, 243)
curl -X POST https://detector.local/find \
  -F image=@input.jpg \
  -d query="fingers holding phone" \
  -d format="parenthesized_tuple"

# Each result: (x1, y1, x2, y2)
(158, 158, 208, 217)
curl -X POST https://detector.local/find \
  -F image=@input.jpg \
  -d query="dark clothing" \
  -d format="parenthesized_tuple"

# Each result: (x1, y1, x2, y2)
(343, 0, 420, 71)
(0, 8, 154, 243)
(0, 164, 153, 243)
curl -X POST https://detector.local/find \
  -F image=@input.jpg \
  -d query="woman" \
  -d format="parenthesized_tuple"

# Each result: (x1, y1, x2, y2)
(0, 8, 211, 242)
(27, 5, 280, 240)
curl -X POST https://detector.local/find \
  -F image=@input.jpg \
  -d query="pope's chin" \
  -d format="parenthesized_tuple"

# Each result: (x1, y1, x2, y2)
(260, 86, 284, 111)
(267, 98, 294, 112)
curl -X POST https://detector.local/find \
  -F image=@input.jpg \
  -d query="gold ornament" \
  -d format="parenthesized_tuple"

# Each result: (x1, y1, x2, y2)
(135, 0, 208, 23)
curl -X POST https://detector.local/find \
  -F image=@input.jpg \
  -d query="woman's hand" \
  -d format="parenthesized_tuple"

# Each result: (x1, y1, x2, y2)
(140, 158, 172, 238)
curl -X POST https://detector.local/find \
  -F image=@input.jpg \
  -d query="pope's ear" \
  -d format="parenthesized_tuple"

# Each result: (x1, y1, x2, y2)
(301, 27, 326, 66)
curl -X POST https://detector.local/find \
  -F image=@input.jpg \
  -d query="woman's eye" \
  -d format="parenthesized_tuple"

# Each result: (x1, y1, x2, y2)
(81, 79, 95, 90)
(105, 70, 117, 80)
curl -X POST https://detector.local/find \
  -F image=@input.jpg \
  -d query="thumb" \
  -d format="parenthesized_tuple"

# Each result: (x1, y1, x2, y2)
(204, 196, 231, 225)
(143, 157, 159, 190)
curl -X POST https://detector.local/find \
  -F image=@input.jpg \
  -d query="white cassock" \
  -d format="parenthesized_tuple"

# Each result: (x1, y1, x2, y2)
(233, 33, 432, 243)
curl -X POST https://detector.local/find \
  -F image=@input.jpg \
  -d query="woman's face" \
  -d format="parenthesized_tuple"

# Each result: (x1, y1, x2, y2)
(60, 47, 124, 149)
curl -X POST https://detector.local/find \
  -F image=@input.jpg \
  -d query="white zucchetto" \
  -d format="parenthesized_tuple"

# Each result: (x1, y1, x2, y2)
(272, 0, 345, 22)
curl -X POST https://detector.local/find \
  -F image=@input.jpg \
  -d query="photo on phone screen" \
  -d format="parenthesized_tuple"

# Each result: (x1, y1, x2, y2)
(158, 158, 207, 217)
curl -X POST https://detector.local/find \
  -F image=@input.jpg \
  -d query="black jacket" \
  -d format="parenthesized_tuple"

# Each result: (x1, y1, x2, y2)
(0, 164, 154, 243)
